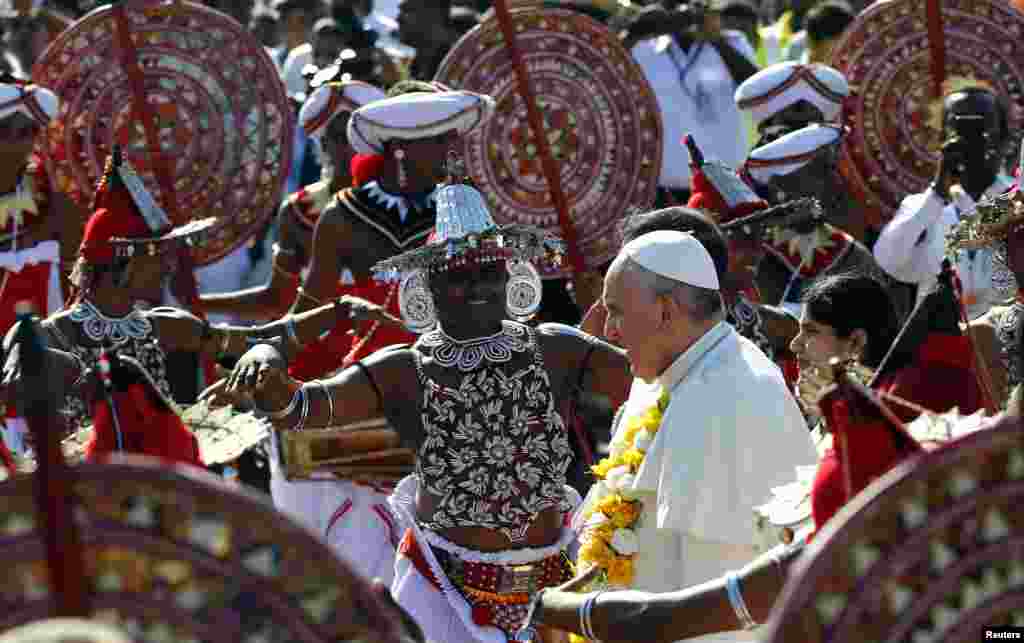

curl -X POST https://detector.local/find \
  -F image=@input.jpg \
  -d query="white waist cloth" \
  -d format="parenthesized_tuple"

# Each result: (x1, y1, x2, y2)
(390, 475, 580, 643)
(267, 431, 400, 585)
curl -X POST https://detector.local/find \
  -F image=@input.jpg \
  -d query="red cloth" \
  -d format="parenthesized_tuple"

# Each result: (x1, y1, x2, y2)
(874, 334, 984, 423)
(811, 395, 920, 534)
(288, 278, 413, 380)
(79, 186, 160, 264)
(686, 169, 766, 224)
(85, 383, 202, 468)
(810, 333, 981, 534)
(0, 433, 14, 475)
(351, 154, 388, 188)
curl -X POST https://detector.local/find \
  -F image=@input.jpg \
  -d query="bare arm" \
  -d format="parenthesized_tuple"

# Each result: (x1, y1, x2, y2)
(200, 203, 306, 320)
(537, 323, 631, 408)
(536, 542, 802, 643)
(292, 201, 350, 314)
(149, 298, 401, 362)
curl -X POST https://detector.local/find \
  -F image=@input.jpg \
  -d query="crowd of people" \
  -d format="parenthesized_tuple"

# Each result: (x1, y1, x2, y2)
(1, 0, 1023, 641)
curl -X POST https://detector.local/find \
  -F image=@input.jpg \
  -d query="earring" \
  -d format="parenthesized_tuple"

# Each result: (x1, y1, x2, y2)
(506, 260, 543, 322)
(398, 269, 437, 333)
(394, 149, 408, 190)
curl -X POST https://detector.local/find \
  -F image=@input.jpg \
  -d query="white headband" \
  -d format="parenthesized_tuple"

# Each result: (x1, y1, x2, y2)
(735, 62, 849, 125)
(300, 81, 386, 139)
(620, 230, 720, 291)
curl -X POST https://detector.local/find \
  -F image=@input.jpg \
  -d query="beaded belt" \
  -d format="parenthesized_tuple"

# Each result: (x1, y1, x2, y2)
(433, 546, 570, 605)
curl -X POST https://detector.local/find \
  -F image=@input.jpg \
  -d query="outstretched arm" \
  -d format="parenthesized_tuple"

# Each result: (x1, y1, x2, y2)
(151, 297, 403, 363)
(200, 203, 306, 320)
(202, 342, 412, 433)
(535, 541, 803, 643)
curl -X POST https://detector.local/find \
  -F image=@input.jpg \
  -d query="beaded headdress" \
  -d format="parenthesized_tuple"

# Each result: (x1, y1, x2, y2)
(372, 157, 565, 281)
(372, 156, 563, 332)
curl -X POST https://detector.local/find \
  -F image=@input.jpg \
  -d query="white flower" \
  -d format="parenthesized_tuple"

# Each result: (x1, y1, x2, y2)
(615, 473, 636, 494)
(605, 465, 631, 490)
(609, 441, 627, 458)
(633, 429, 655, 452)
(591, 480, 610, 498)
(587, 512, 610, 528)
(610, 528, 640, 555)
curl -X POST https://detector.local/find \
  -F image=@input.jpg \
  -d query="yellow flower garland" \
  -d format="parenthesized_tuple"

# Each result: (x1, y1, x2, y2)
(575, 387, 671, 586)
(569, 388, 670, 643)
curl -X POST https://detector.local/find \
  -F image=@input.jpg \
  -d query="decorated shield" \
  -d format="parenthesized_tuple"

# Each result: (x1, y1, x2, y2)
(31, 1, 293, 266)
(0, 457, 407, 642)
(435, 8, 662, 276)
(764, 414, 1024, 643)
(830, 0, 1024, 226)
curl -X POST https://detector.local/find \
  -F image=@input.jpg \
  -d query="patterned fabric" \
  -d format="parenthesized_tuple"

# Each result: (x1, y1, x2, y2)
(413, 322, 574, 542)
(996, 302, 1023, 401)
(42, 318, 175, 430)
(286, 179, 336, 231)
(729, 293, 775, 360)
(335, 182, 436, 250)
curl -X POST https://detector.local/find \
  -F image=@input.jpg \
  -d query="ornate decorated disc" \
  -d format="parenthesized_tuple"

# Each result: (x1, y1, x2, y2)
(0, 458, 404, 642)
(764, 414, 1024, 643)
(830, 0, 1024, 226)
(31, 1, 293, 265)
(435, 8, 662, 275)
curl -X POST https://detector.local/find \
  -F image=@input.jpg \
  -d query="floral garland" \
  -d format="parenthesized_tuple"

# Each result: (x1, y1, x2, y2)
(576, 387, 671, 589)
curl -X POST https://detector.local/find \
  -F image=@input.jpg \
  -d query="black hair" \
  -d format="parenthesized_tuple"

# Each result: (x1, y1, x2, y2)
(805, 2, 855, 43)
(620, 206, 730, 283)
(801, 273, 899, 369)
(943, 86, 1009, 142)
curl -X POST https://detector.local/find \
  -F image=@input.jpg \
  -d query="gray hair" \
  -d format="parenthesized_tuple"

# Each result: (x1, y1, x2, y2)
(619, 256, 723, 322)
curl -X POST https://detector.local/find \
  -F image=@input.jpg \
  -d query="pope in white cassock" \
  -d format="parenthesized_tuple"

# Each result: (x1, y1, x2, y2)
(582, 230, 818, 642)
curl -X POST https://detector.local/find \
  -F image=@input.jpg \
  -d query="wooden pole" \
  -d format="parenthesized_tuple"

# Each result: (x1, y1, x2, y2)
(490, 0, 586, 281)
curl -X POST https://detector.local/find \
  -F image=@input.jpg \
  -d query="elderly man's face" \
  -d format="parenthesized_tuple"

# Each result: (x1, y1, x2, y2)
(603, 260, 666, 381)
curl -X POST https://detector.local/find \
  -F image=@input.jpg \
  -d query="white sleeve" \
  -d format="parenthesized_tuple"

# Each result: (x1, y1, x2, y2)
(872, 188, 950, 286)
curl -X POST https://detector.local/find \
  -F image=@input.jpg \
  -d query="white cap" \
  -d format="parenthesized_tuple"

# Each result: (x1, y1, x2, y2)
(299, 80, 387, 138)
(0, 81, 58, 126)
(735, 62, 849, 125)
(620, 230, 719, 291)
(744, 124, 843, 185)
(347, 90, 495, 155)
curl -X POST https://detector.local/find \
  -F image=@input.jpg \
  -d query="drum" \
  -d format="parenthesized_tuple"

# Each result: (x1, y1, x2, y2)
(276, 418, 417, 483)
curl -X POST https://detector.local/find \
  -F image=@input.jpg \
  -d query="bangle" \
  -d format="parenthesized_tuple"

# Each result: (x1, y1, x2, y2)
(260, 387, 301, 420)
(580, 590, 604, 641)
(292, 386, 311, 432)
(725, 570, 758, 631)
(513, 588, 547, 642)
(286, 317, 300, 347)
(311, 379, 334, 427)
(220, 329, 231, 356)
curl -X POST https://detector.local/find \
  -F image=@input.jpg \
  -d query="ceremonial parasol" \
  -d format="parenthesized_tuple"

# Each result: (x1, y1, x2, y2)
(0, 314, 408, 642)
(30, 0, 294, 266)
(829, 0, 1024, 227)
(434, 6, 662, 278)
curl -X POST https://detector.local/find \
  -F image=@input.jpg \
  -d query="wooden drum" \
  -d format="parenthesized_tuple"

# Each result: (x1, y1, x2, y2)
(276, 418, 416, 483)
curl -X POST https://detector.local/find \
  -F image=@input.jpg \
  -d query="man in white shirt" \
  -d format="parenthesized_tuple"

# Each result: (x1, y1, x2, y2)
(578, 226, 817, 641)
(625, 1, 758, 207)
(873, 87, 1015, 319)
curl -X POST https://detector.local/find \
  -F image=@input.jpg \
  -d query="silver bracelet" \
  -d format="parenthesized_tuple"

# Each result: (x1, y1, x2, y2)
(513, 588, 547, 642)
(260, 387, 301, 420)
(293, 386, 311, 432)
(581, 590, 604, 641)
(725, 570, 758, 631)
(286, 317, 300, 346)
(311, 379, 334, 427)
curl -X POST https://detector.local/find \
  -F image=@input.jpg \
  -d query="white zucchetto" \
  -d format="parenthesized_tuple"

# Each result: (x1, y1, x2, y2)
(620, 230, 720, 291)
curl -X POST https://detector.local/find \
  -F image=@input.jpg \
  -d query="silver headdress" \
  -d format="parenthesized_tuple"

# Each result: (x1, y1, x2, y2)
(373, 156, 564, 332)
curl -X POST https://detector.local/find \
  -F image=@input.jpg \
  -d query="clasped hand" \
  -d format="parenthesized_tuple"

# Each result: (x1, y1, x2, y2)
(200, 343, 299, 414)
